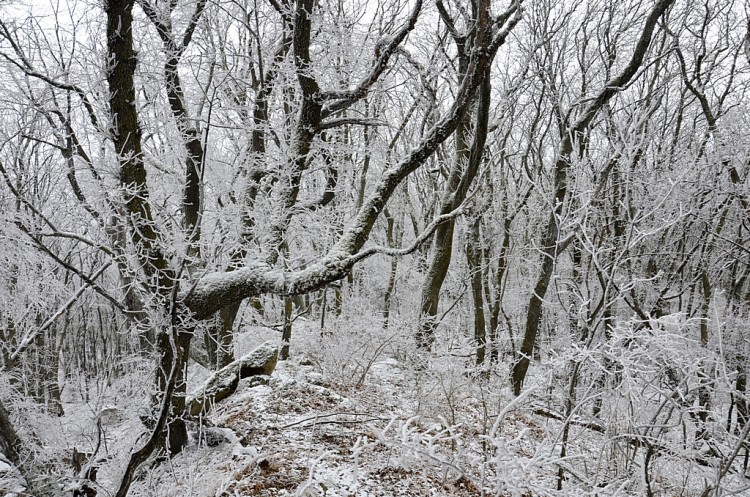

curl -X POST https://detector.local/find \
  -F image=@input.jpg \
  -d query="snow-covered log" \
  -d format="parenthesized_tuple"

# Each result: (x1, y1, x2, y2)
(186, 342, 278, 417)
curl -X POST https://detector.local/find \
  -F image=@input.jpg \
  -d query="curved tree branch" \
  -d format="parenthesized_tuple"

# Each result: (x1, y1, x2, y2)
(321, 0, 424, 116)
(184, 0, 522, 319)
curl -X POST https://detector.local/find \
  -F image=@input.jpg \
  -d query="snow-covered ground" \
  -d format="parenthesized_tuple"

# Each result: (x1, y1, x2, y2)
(10, 315, 750, 497)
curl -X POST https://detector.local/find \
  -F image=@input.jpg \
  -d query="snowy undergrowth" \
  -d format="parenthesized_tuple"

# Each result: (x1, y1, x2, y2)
(20, 310, 750, 496)
(121, 316, 575, 496)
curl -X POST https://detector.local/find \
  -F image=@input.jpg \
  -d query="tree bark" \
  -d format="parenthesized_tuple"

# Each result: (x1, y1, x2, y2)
(0, 399, 22, 468)
(105, 0, 186, 456)
(383, 208, 403, 328)
(204, 304, 238, 370)
(466, 215, 487, 365)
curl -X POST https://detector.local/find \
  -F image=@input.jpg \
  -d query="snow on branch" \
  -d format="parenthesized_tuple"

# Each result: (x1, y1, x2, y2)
(183, 0, 521, 321)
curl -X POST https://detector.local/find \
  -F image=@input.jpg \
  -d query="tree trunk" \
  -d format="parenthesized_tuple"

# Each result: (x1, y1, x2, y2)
(735, 361, 748, 435)
(154, 327, 191, 456)
(383, 208, 403, 328)
(418, 63, 491, 350)
(281, 297, 293, 360)
(488, 216, 511, 365)
(696, 271, 712, 442)
(204, 303, 238, 369)
(0, 399, 22, 467)
(466, 215, 487, 365)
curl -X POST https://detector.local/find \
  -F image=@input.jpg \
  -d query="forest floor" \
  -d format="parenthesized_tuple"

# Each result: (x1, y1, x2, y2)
(126, 323, 512, 497)
(9, 315, 750, 496)
(77, 318, 556, 497)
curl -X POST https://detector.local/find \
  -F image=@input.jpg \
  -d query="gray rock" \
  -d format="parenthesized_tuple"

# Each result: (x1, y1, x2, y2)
(187, 342, 278, 416)
(98, 406, 122, 425)
(199, 427, 237, 447)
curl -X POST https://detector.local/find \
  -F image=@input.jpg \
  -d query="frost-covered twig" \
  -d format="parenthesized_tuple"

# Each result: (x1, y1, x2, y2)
(281, 412, 387, 430)
(10, 262, 111, 361)
(297, 450, 336, 497)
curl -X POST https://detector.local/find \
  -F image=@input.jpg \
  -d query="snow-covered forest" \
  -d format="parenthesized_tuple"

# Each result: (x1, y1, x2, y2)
(1, 0, 750, 494)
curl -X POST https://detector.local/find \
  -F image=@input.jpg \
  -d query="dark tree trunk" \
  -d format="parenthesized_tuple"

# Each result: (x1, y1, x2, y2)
(466, 216, 487, 365)
(383, 209, 403, 328)
(281, 297, 293, 360)
(204, 303, 238, 370)
(418, 62, 491, 351)
(155, 328, 191, 456)
(0, 399, 21, 467)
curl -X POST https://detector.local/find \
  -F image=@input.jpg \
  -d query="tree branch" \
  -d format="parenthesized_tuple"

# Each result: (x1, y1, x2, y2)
(0, 20, 100, 130)
(10, 262, 112, 361)
(183, 0, 521, 320)
(321, 0, 424, 115)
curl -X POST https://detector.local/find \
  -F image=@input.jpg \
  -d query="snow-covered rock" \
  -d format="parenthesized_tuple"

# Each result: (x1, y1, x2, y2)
(187, 342, 278, 416)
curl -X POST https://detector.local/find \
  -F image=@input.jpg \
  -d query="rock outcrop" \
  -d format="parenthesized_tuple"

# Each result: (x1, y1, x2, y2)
(187, 342, 278, 416)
